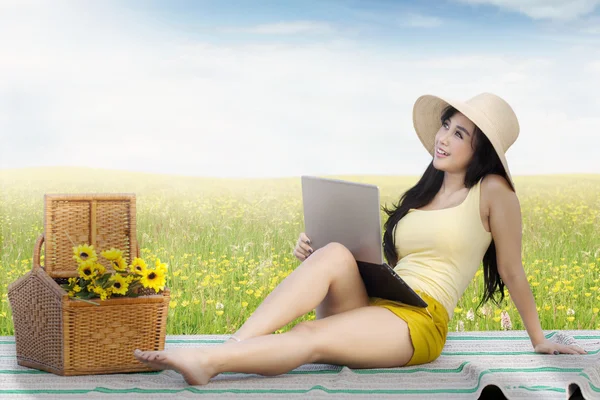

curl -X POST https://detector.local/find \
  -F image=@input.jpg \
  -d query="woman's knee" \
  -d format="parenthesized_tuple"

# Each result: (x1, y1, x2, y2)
(290, 321, 323, 363)
(320, 242, 358, 271)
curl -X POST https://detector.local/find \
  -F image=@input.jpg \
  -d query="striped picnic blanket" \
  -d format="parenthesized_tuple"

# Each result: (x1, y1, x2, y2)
(1, 330, 598, 399)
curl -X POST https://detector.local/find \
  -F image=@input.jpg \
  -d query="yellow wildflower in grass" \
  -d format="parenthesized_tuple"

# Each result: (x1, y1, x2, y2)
(155, 258, 168, 273)
(73, 244, 98, 264)
(140, 268, 166, 292)
(109, 274, 130, 295)
(169, 300, 178, 309)
(110, 257, 128, 272)
(101, 248, 123, 261)
(241, 301, 249, 308)
(216, 310, 224, 316)
(567, 317, 575, 322)
(593, 308, 599, 314)
(130, 258, 148, 275)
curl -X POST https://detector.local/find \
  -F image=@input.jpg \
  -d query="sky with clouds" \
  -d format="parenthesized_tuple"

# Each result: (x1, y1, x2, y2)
(1, 0, 599, 178)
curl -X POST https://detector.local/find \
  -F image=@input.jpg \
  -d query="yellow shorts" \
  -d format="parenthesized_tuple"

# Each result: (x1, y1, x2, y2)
(369, 290, 449, 366)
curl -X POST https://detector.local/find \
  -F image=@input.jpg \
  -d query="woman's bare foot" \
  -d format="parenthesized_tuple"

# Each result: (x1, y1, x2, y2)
(134, 348, 214, 385)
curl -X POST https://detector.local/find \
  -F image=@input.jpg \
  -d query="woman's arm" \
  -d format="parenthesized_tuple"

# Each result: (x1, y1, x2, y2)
(485, 175, 586, 355)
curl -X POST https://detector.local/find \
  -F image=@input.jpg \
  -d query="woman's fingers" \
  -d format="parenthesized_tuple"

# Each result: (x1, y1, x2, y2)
(293, 233, 313, 261)
(292, 248, 307, 261)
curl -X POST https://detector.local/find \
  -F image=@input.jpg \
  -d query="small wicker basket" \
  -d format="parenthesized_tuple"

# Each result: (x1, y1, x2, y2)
(8, 193, 170, 376)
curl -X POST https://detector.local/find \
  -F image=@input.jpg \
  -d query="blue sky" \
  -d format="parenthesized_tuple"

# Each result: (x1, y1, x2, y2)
(1, 0, 599, 177)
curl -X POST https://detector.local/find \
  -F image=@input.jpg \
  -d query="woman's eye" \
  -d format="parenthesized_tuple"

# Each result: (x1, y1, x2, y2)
(455, 131, 462, 139)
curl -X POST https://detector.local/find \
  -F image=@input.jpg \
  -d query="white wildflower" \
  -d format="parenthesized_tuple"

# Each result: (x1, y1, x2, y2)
(501, 311, 512, 330)
(480, 304, 492, 317)
(456, 320, 465, 332)
(466, 308, 475, 321)
(216, 302, 224, 310)
(567, 308, 575, 316)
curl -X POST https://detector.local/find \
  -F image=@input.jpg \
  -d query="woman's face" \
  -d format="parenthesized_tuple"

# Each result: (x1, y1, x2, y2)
(432, 111, 476, 173)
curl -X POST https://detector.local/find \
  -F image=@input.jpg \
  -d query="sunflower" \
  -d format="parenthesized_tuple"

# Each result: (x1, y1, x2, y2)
(140, 268, 166, 292)
(109, 274, 130, 295)
(95, 262, 106, 275)
(78, 261, 98, 280)
(73, 244, 98, 264)
(110, 257, 128, 272)
(130, 258, 147, 275)
(101, 248, 123, 261)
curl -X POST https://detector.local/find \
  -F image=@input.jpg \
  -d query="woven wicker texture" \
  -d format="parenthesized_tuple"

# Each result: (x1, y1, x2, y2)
(7, 268, 64, 374)
(8, 193, 169, 376)
(63, 295, 169, 375)
(44, 194, 137, 278)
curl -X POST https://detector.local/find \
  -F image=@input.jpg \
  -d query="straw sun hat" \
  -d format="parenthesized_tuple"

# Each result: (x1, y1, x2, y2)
(412, 92, 520, 192)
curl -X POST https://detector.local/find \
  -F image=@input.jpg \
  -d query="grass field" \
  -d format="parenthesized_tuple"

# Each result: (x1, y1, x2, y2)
(0, 167, 599, 336)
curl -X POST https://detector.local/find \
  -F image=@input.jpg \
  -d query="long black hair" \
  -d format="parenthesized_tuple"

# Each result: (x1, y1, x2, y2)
(382, 106, 513, 311)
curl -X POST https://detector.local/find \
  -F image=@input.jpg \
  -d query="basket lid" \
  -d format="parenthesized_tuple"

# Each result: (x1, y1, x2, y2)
(43, 193, 138, 278)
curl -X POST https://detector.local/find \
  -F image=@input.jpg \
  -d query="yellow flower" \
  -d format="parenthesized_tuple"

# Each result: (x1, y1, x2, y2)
(140, 268, 166, 292)
(593, 308, 599, 314)
(241, 301, 249, 308)
(101, 248, 123, 261)
(155, 258, 168, 273)
(73, 285, 82, 293)
(73, 244, 98, 264)
(109, 274, 130, 295)
(567, 317, 575, 322)
(91, 285, 110, 300)
(94, 262, 106, 275)
(130, 258, 147, 275)
(216, 310, 224, 316)
(78, 261, 98, 280)
(110, 257, 128, 272)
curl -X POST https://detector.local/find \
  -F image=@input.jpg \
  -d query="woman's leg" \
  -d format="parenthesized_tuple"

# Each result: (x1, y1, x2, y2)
(135, 305, 414, 385)
(230, 242, 370, 341)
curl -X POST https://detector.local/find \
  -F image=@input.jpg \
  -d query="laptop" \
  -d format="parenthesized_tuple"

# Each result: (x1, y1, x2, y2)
(301, 175, 428, 307)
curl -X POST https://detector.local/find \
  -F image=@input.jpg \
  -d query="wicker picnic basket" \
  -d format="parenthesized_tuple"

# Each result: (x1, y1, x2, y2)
(7, 193, 170, 376)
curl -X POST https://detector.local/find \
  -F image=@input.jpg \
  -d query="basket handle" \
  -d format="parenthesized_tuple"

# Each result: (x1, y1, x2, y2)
(33, 234, 44, 270)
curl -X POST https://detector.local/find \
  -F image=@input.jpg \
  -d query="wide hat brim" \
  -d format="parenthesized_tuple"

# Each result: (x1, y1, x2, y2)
(413, 93, 518, 192)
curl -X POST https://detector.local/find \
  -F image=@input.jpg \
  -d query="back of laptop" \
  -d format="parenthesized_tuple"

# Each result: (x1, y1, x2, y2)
(301, 176, 384, 265)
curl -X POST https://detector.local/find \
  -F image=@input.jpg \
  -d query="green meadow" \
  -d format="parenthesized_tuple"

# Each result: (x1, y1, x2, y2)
(0, 167, 599, 336)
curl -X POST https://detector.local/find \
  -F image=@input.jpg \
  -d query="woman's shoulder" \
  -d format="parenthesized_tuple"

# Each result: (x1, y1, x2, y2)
(480, 174, 519, 215)
(480, 174, 513, 196)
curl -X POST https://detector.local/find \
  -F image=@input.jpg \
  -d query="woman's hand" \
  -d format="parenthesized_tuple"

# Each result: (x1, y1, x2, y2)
(292, 232, 313, 262)
(533, 338, 587, 355)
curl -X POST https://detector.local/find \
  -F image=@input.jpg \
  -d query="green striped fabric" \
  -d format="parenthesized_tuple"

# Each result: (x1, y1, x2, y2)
(1, 330, 598, 399)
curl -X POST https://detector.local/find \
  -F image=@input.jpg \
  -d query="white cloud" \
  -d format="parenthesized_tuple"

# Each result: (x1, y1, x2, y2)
(400, 13, 443, 28)
(455, 0, 600, 20)
(221, 21, 335, 35)
(1, 2, 599, 178)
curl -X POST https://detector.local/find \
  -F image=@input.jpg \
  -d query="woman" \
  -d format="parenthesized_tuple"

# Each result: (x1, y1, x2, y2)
(134, 92, 586, 385)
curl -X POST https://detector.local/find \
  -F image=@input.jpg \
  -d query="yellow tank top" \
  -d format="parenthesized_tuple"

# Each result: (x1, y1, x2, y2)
(392, 178, 492, 319)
